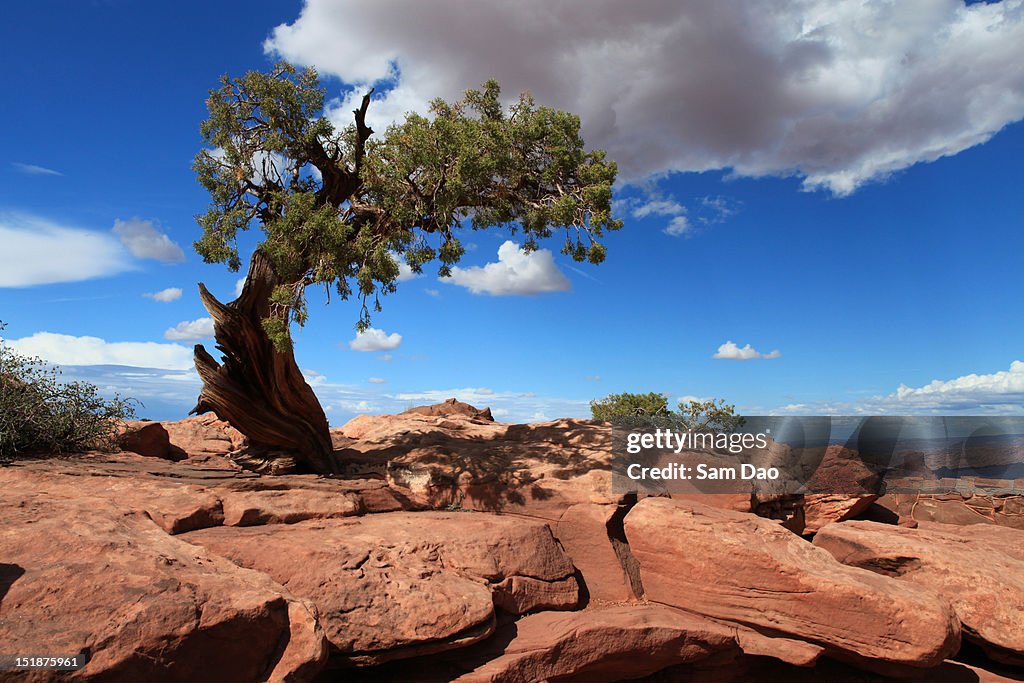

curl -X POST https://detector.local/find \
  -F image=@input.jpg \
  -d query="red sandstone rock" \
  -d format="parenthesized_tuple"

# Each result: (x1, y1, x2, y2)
(0, 477, 328, 682)
(181, 512, 579, 665)
(814, 520, 1024, 666)
(803, 492, 880, 535)
(162, 413, 247, 457)
(402, 397, 495, 422)
(554, 503, 637, 602)
(623, 497, 961, 673)
(118, 420, 176, 459)
(451, 605, 808, 683)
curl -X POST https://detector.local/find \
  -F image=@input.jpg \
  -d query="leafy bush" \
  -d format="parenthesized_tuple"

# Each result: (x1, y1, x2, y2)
(590, 392, 744, 432)
(0, 322, 136, 460)
(589, 392, 671, 420)
(675, 398, 745, 433)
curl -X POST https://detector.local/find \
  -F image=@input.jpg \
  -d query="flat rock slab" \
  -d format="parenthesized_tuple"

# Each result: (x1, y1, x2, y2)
(0, 478, 328, 683)
(814, 520, 1024, 666)
(452, 604, 826, 683)
(624, 497, 961, 674)
(182, 512, 579, 666)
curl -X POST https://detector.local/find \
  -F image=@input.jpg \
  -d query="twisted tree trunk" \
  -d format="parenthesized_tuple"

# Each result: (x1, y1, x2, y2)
(190, 251, 339, 474)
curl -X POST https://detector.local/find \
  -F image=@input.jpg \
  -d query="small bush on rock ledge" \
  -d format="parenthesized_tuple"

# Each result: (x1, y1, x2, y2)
(0, 322, 136, 461)
(591, 392, 744, 432)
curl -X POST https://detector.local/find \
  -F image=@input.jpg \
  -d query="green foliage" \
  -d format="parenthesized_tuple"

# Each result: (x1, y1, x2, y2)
(194, 64, 621, 350)
(675, 398, 745, 433)
(0, 322, 136, 461)
(590, 392, 671, 420)
(591, 393, 744, 432)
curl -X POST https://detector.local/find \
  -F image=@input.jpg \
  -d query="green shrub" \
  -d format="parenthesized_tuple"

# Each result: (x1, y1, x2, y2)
(589, 392, 670, 420)
(0, 322, 136, 460)
(590, 392, 744, 432)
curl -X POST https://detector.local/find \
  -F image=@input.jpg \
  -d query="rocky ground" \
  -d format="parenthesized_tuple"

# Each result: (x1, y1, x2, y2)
(2, 399, 1023, 682)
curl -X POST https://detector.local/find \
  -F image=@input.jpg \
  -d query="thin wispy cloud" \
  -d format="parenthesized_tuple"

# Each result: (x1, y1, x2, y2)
(12, 162, 62, 176)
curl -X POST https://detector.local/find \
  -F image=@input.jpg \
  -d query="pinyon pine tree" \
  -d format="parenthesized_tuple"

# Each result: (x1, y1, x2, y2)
(191, 63, 621, 474)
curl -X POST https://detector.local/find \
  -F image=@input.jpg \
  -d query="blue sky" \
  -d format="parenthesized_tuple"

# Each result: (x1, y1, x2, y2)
(2, 0, 1023, 424)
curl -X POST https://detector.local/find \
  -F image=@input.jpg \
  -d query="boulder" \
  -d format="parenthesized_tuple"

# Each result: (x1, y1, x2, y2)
(182, 512, 579, 666)
(623, 497, 961, 673)
(802, 493, 880, 535)
(814, 520, 1024, 666)
(118, 420, 177, 459)
(162, 413, 247, 457)
(0, 476, 328, 682)
(402, 397, 495, 422)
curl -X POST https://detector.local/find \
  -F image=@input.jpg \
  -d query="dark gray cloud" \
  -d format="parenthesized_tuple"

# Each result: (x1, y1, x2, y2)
(267, 0, 1024, 195)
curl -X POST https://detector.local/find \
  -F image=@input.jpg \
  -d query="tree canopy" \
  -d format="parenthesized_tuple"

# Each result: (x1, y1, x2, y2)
(193, 63, 621, 349)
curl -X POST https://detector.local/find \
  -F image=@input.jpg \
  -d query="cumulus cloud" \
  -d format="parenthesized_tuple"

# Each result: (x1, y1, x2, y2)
(773, 360, 1024, 415)
(349, 327, 402, 352)
(235, 277, 246, 297)
(713, 341, 781, 360)
(144, 287, 182, 303)
(164, 317, 215, 341)
(0, 214, 135, 287)
(12, 162, 62, 176)
(267, 0, 1024, 195)
(112, 218, 185, 263)
(3, 332, 194, 370)
(442, 241, 570, 295)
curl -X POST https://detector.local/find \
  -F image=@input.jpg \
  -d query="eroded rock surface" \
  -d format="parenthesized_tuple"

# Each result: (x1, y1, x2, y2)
(0, 475, 328, 682)
(814, 520, 1024, 666)
(182, 512, 579, 666)
(624, 497, 961, 673)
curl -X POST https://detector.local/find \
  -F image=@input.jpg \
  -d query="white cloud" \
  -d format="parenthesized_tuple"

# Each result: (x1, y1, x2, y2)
(267, 0, 1024, 195)
(12, 162, 61, 176)
(349, 327, 402, 352)
(394, 387, 497, 403)
(442, 241, 570, 296)
(584, 375, 601, 381)
(377, 353, 393, 362)
(424, 288, 440, 297)
(112, 218, 185, 263)
(713, 341, 781, 360)
(235, 277, 246, 297)
(164, 318, 215, 342)
(394, 254, 420, 282)
(632, 199, 685, 218)
(144, 287, 182, 303)
(664, 216, 692, 237)
(3, 332, 194, 370)
(302, 368, 327, 386)
(771, 360, 1024, 415)
(368, 377, 386, 384)
(0, 213, 133, 287)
